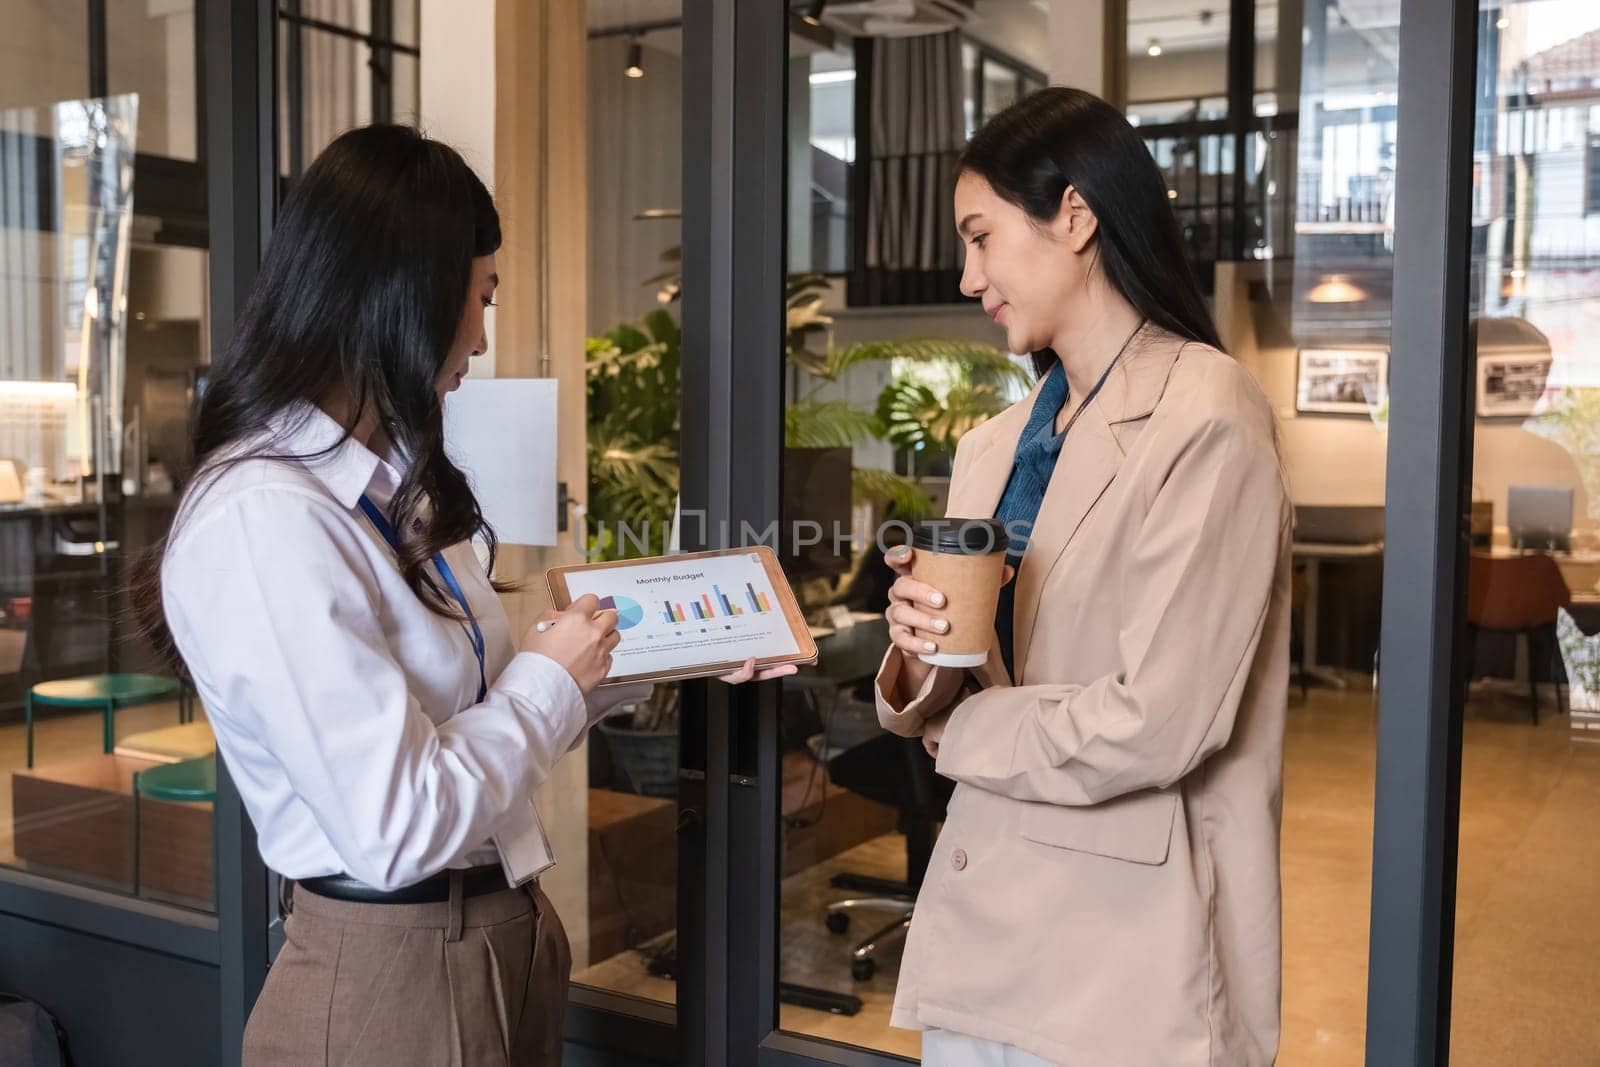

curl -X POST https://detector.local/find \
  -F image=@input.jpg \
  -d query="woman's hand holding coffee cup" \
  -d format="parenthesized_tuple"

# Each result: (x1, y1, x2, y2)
(889, 534, 1011, 675)
(886, 546, 952, 657)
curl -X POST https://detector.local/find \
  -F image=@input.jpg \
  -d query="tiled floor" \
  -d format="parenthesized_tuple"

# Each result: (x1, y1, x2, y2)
(577, 678, 1600, 1065)
(4, 677, 1596, 1064)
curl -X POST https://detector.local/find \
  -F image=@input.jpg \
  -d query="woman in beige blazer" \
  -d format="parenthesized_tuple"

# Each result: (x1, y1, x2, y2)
(876, 88, 1290, 1066)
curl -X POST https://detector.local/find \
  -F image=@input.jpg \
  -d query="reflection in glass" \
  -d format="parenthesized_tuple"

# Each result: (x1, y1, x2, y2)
(777, 10, 1035, 1053)
(567, 12, 685, 1008)
(1, 95, 139, 491)
(0, 95, 215, 914)
(1455, 2, 1600, 1060)
(278, 2, 422, 177)
(107, 0, 198, 161)
(767, 0, 1398, 1060)
(0, 1, 91, 113)
(798, 41, 855, 275)
(1126, 0, 1229, 113)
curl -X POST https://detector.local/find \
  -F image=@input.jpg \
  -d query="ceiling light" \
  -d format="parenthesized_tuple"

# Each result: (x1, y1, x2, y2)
(625, 38, 644, 79)
(1147, 39, 1163, 57)
(1496, 15, 1509, 29)
(1167, 189, 1179, 200)
(1307, 274, 1368, 303)
(797, 0, 827, 28)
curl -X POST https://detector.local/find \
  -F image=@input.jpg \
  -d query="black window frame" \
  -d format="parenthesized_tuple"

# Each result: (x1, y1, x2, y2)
(275, 0, 420, 181)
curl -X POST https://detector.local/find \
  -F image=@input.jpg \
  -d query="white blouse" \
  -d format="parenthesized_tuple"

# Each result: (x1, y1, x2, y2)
(162, 401, 638, 890)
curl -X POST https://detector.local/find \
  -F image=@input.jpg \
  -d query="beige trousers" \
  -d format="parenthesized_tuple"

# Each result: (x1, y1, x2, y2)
(242, 875, 571, 1066)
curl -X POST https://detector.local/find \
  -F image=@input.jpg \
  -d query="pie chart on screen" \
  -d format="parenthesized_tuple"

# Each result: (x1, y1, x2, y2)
(599, 595, 645, 631)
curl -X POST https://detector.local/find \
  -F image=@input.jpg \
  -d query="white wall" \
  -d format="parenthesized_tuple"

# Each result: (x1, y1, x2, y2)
(420, 0, 497, 169)
(1048, 0, 1106, 94)
(420, 0, 497, 374)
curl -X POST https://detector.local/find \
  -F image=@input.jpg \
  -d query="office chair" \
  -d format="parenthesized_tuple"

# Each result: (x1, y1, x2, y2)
(1466, 552, 1569, 724)
(824, 732, 953, 980)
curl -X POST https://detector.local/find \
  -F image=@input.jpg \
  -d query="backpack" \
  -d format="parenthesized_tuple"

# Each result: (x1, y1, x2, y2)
(0, 993, 72, 1066)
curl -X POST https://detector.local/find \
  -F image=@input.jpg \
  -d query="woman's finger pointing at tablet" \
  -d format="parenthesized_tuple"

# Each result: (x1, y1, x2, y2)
(567, 593, 602, 617)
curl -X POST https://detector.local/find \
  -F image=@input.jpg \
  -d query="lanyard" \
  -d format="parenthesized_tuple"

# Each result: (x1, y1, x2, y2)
(357, 494, 488, 704)
(1054, 317, 1147, 442)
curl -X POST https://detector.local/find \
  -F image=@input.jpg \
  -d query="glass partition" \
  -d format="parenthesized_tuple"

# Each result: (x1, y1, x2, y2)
(562, 1, 685, 1011)
(0, 94, 216, 914)
(769, 1, 1401, 1060)
(1452, 3, 1600, 1060)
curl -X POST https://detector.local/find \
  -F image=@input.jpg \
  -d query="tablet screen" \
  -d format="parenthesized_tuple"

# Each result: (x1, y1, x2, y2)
(559, 549, 804, 681)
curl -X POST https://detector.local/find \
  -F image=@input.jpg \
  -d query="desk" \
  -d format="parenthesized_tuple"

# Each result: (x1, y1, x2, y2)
(1293, 540, 1385, 687)
(806, 616, 891, 685)
(1488, 546, 1600, 595)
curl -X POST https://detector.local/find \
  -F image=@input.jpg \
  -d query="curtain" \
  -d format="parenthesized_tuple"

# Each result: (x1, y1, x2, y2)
(295, 0, 367, 166)
(586, 38, 683, 336)
(849, 31, 965, 307)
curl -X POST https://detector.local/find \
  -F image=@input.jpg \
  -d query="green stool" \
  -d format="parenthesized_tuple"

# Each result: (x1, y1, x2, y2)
(134, 754, 217, 803)
(26, 674, 191, 768)
(134, 755, 216, 910)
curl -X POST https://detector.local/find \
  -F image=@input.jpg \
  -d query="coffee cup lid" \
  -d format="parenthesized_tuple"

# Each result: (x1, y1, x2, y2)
(910, 518, 1009, 555)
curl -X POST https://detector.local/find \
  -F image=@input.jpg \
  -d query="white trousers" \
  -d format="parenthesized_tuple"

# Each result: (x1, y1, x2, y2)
(921, 1029, 1057, 1066)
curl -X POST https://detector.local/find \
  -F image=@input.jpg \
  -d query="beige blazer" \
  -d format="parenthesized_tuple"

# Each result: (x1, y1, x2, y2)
(875, 331, 1291, 1065)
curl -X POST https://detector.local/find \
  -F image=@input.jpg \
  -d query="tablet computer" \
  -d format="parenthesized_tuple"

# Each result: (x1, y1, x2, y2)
(546, 546, 818, 686)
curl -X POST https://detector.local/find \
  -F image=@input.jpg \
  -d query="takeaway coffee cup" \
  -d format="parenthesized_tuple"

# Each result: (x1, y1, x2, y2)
(909, 518, 1009, 668)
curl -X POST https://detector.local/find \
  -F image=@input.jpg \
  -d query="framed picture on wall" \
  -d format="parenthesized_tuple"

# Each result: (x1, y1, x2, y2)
(1296, 348, 1389, 415)
(1476, 351, 1554, 417)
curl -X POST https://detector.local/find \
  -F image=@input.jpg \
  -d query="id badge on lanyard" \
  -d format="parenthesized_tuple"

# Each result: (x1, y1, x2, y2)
(357, 495, 488, 703)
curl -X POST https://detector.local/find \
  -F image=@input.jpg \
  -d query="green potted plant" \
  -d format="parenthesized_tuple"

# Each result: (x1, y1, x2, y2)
(582, 252, 1028, 778)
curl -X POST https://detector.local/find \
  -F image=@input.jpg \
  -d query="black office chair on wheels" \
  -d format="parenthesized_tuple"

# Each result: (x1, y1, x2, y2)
(823, 732, 954, 980)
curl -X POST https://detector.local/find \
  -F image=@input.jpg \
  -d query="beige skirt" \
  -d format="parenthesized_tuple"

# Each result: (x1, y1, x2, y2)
(242, 875, 571, 1066)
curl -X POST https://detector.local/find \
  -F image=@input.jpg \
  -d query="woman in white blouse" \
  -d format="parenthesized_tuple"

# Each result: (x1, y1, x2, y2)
(138, 125, 790, 1065)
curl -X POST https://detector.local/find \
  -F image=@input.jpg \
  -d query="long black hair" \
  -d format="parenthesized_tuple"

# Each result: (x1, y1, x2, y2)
(135, 123, 506, 672)
(958, 87, 1222, 376)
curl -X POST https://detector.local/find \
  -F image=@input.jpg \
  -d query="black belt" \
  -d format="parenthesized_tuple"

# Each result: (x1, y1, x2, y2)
(297, 864, 512, 905)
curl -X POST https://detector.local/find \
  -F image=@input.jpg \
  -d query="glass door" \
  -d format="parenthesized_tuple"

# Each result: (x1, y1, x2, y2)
(741, 0, 1456, 1064)
(1451, 3, 1600, 1060)
(565, 0, 687, 1025)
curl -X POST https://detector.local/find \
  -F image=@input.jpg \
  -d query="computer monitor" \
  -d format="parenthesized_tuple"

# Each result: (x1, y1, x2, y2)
(782, 446, 854, 580)
(1507, 485, 1573, 552)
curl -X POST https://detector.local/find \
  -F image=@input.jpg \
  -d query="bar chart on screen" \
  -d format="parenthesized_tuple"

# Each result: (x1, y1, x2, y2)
(660, 583, 774, 622)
